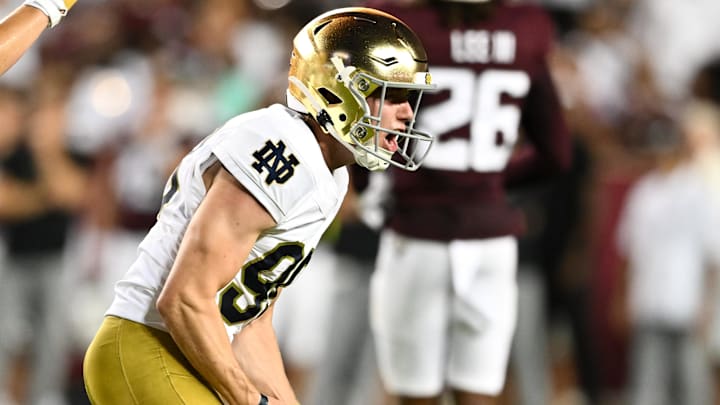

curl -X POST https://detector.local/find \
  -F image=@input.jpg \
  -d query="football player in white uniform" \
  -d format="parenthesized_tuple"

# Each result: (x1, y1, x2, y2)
(82, 7, 435, 405)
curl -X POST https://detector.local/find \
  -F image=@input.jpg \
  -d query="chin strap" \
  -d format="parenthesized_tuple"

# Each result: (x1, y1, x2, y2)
(288, 76, 323, 114)
(288, 76, 339, 136)
(355, 148, 391, 171)
(288, 75, 357, 150)
(330, 56, 356, 85)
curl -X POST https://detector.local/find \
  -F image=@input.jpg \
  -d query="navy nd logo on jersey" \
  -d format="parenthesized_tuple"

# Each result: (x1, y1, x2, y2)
(252, 140, 300, 185)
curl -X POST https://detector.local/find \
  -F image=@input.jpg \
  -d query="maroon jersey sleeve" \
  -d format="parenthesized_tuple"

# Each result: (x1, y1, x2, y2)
(504, 8, 571, 186)
(504, 59, 571, 186)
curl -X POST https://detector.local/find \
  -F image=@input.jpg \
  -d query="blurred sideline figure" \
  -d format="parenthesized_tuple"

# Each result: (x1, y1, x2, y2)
(684, 100, 720, 405)
(83, 7, 436, 405)
(614, 110, 720, 405)
(0, 75, 90, 405)
(0, 0, 76, 74)
(367, 0, 571, 404)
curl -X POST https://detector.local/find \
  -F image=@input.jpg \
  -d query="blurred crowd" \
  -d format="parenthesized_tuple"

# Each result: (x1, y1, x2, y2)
(1, 0, 720, 404)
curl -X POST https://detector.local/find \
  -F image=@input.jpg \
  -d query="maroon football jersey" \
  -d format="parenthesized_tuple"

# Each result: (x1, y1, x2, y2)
(370, 1, 571, 241)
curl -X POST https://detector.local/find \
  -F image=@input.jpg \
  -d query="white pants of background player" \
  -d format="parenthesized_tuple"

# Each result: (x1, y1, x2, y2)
(370, 229, 518, 396)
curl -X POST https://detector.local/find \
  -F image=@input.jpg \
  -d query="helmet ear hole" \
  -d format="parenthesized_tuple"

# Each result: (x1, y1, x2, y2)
(318, 88, 342, 105)
(339, 114, 347, 122)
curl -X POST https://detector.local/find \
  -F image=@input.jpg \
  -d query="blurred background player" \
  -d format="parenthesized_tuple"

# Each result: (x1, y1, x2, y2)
(367, 0, 571, 404)
(0, 0, 76, 74)
(0, 77, 91, 405)
(614, 109, 720, 405)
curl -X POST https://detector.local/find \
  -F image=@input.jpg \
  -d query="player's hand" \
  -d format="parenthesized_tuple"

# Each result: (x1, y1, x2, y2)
(23, 0, 77, 28)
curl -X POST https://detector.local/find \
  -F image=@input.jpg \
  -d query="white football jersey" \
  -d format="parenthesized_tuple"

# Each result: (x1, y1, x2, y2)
(106, 104, 349, 338)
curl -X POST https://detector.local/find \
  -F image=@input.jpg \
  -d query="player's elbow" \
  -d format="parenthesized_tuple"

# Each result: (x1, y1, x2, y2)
(156, 289, 191, 325)
(156, 290, 177, 320)
(157, 287, 208, 331)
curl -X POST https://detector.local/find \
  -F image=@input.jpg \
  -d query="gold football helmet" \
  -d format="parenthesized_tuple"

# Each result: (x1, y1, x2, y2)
(288, 7, 436, 171)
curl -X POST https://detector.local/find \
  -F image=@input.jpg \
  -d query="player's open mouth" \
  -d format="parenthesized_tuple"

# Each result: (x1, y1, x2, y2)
(383, 132, 399, 153)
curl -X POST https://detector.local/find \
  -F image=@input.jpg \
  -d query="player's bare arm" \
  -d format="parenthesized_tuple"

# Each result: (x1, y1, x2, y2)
(156, 165, 277, 405)
(0, 0, 76, 74)
(0, 6, 45, 74)
(232, 297, 299, 404)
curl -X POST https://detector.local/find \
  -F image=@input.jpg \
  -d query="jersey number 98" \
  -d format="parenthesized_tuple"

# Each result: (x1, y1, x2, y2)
(219, 242, 313, 325)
